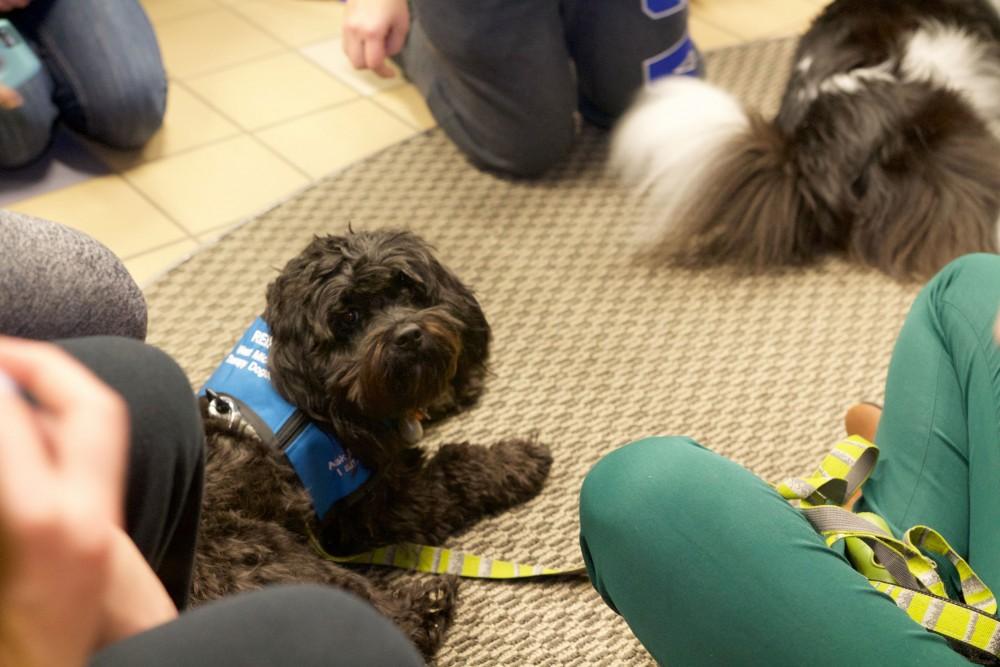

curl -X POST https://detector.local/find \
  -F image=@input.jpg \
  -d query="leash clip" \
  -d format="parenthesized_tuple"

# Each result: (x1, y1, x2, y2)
(206, 388, 240, 429)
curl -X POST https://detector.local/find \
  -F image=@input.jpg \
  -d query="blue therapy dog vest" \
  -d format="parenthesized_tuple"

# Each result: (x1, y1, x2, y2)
(200, 317, 371, 520)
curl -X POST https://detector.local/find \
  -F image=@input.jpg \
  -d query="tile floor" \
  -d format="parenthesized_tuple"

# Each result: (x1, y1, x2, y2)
(2, 0, 828, 285)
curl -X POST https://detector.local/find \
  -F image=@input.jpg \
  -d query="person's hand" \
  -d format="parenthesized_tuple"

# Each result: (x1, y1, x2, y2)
(342, 0, 409, 78)
(0, 84, 23, 110)
(0, 1, 31, 11)
(0, 338, 173, 667)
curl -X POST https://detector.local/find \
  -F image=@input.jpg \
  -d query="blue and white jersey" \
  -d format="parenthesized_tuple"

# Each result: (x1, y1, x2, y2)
(200, 317, 371, 520)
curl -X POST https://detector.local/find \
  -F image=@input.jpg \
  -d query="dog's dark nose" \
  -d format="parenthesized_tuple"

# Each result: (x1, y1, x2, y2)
(395, 324, 423, 350)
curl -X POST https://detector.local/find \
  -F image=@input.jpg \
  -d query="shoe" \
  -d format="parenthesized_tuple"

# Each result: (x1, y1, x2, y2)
(845, 402, 882, 442)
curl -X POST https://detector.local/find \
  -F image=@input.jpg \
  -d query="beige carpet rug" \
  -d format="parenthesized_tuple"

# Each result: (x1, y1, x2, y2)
(145, 37, 921, 665)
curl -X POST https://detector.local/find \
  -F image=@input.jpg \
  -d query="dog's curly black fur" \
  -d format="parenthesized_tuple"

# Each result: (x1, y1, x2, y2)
(191, 230, 553, 657)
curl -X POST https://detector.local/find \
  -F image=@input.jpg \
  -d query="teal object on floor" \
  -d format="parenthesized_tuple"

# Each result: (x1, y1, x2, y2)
(0, 19, 40, 89)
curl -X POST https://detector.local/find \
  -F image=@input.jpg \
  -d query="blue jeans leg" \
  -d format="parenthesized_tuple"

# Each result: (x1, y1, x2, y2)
(8, 0, 167, 150)
(0, 67, 58, 167)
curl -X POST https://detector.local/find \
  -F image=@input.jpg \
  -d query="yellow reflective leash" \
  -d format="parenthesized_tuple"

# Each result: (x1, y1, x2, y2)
(778, 436, 1000, 657)
(307, 530, 586, 580)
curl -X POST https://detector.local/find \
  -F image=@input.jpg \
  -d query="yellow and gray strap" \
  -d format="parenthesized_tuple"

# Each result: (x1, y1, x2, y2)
(307, 530, 586, 579)
(870, 581, 1000, 655)
(779, 436, 1000, 657)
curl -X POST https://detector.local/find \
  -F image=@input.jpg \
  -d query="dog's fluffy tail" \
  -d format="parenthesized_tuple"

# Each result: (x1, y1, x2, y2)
(613, 71, 1000, 279)
(612, 77, 816, 270)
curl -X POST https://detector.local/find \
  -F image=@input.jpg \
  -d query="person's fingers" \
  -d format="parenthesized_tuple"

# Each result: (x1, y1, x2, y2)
(0, 339, 126, 523)
(0, 85, 24, 110)
(0, 338, 119, 422)
(363, 34, 388, 75)
(0, 372, 54, 506)
(385, 14, 409, 56)
(994, 308, 1000, 345)
(343, 29, 367, 70)
(372, 61, 395, 78)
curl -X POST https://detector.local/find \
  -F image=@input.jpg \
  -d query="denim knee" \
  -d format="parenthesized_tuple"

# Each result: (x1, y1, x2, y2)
(0, 85, 56, 168)
(463, 119, 575, 177)
(80, 65, 167, 149)
(499, 126, 575, 177)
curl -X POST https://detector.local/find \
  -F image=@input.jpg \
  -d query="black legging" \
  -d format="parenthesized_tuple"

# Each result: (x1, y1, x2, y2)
(61, 338, 423, 666)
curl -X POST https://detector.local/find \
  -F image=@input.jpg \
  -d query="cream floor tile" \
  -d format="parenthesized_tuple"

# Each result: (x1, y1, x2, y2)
(8, 176, 188, 259)
(371, 84, 435, 131)
(155, 8, 285, 79)
(231, 0, 345, 47)
(299, 37, 404, 95)
(141, 0, 219, 24)
(691, 0, 819, 40)
(197, 222, 242, 245)
(773, 11, 819, 38)
(255, 99, 416, 179)
(126, 239, 200, 287)
(123, 136, 309, 234)
(689, 16, 744, 51)
(186, 52, 357, 131)
(89, 82, 242, 170)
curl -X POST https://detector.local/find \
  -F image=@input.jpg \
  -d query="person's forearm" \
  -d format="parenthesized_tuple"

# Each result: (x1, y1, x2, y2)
(96, 528, 179, 648)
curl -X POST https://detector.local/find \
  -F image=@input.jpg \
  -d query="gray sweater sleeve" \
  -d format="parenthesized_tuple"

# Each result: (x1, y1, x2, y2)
(0, 210, 147, 340)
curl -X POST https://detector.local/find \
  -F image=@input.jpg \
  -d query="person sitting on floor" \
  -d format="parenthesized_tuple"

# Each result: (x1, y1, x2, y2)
(342, 0, 701, 177)
(0, 0, 166, 169)
(580, 253, 1000, 665)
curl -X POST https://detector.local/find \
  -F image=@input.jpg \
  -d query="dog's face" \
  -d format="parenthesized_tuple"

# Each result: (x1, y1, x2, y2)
(263, 230, 490, 448)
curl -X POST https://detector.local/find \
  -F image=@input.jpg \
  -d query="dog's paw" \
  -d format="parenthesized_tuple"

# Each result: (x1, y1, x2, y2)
(489, 437, 553, 503)
(391, 575, 459, 658)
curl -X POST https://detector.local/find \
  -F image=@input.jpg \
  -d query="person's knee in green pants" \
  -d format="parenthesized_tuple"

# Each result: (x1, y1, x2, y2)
(580, 253, 1000, 665)
(579, 437, 964, 666)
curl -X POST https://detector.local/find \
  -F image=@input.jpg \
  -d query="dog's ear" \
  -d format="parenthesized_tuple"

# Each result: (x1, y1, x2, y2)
(265, 235, 346, 333)
(425, 253, 492, 408)
(264, 235, 350, 416)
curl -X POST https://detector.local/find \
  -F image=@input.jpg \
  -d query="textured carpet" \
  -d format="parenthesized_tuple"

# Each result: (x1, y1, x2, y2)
(145, 37, 920, 665)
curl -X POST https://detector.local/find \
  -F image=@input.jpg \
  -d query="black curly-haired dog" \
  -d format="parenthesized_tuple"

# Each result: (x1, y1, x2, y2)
(191, 230, 553, 657)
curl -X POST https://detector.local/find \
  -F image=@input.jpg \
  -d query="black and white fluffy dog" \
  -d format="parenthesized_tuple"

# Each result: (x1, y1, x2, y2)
(613, 0, 1000, 280)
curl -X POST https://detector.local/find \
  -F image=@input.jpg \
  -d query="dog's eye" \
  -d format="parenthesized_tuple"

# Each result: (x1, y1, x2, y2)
(395, 271, 421, 292)
(341, 309, 360, 326)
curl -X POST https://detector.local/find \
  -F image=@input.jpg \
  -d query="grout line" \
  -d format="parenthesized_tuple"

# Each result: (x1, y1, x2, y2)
(159, 6, 290, 80)
(146, 0, 224, 27)
(167, 76, 315, 181)
(228, 1, 344, 51)
(246, 95, 363, 133)
(168, 46, 291, 82)
(22, 129, 198, 247)
(120, 174, 202, 244)
(121, 236, 197, 262)
(367, 92, 431, 133)
(244, 129, 315, 181)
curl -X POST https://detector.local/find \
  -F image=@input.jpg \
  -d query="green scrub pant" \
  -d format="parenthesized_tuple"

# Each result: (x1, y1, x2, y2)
(580, 253, 1000, 665)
